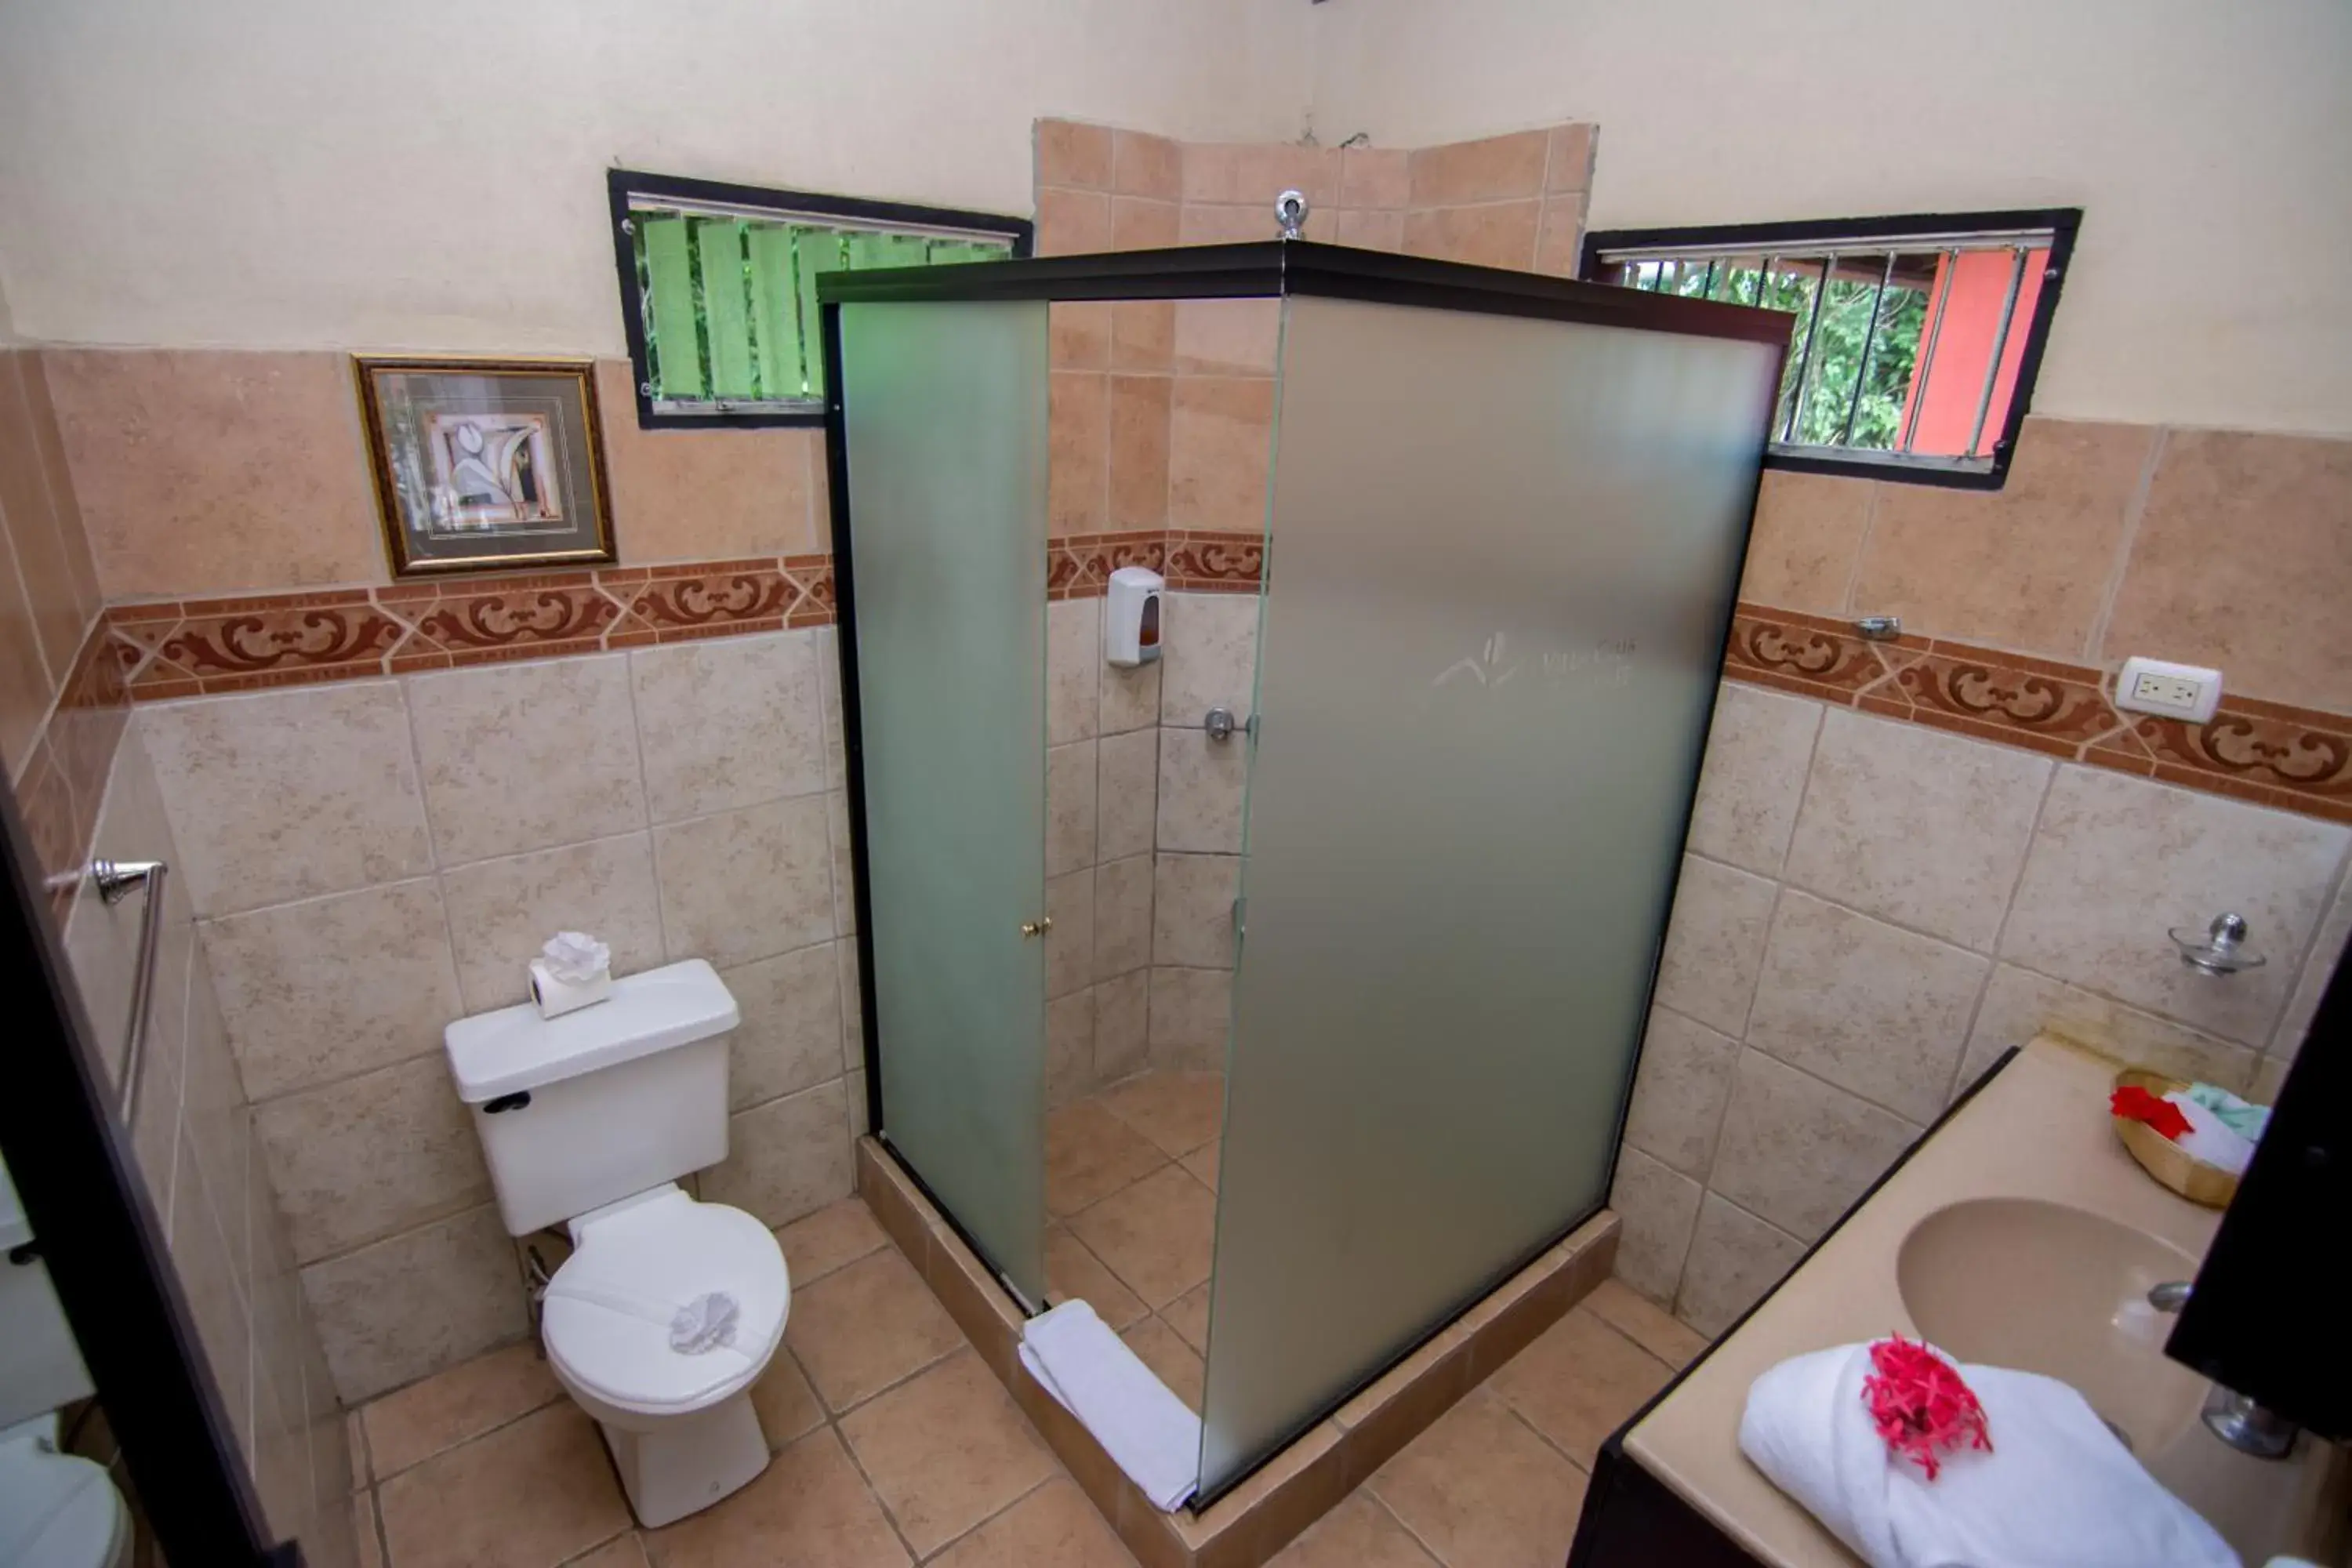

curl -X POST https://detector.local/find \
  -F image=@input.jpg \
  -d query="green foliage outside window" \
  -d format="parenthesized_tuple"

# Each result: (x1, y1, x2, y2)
(1634, 257, 1931, 450)
(631, 214, 1012, 406)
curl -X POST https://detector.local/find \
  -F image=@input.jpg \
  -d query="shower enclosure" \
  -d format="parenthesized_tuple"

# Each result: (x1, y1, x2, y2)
(822, 241, 1786, 1500)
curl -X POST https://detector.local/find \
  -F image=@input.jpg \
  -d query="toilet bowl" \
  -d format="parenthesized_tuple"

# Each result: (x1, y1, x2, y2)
(0, 1414, 131, 1568)
(539, 1185, 789, 1526)
(2, 1159, 132, 1568)
(446, 958, 795, 1526)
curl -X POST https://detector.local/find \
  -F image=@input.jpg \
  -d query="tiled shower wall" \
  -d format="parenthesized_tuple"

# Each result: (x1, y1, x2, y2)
(1033, 117, 1596, 272)
(3, 339, 358, 1566)
(1043, 272, 1283, 1098)
(1613, 686, 2350, 1337)
(140, 631, 867, 1404)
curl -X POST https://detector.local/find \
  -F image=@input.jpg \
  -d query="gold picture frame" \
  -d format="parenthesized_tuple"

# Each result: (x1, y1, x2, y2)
(354, 356, 617, 576)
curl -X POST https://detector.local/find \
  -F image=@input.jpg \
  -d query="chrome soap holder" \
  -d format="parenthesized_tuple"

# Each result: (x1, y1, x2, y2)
(2170, 912, 2266, 976)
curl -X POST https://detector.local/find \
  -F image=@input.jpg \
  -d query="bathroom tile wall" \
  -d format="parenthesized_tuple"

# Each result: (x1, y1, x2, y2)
(0, 344, 105, 782)
(1038, 284, 1274, 1097)
(142, 629, 866, 1404)
(40, 350, 826, 601)
(1741, 419, 2352, 716)
(1610, 684, 2352, 1338)
(1033, 116, 1596, 274)
(5, 326, 360, 1566)
(1042, 595, 1162, 1104)
(60, 721, 361, 1566)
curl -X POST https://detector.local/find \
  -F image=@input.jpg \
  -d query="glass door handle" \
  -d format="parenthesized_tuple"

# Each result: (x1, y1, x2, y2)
(1020, 918, 1054, 938)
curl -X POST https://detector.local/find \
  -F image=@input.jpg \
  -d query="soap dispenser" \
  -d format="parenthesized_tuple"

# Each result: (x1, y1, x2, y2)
(1105, 566, 1163, 667)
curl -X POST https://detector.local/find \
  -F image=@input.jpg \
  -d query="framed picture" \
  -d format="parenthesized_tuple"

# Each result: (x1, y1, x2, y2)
(354, 357, 617, 575)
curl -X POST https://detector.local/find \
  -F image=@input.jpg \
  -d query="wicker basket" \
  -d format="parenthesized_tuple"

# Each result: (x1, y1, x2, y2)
(2111, 1068, 2239, 1209)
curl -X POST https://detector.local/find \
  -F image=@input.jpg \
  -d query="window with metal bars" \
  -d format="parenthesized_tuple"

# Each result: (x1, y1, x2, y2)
(1580, 209, 2079, 489)
(608, 170, 1031, 429)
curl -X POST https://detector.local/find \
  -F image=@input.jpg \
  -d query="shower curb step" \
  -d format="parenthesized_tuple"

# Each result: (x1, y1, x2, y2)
(854, 1134, 1618, 1568)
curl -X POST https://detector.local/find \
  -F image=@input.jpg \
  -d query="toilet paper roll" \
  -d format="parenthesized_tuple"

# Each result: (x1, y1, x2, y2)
(530, 957, 612, 1018)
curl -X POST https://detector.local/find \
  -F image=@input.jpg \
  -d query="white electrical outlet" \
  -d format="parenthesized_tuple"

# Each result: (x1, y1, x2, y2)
(2116, 655, 2223, 722)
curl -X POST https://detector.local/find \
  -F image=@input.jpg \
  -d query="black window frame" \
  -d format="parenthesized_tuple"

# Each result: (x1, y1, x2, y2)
(1580, 208, 2082, 491)
(605, 169, 1033, 431)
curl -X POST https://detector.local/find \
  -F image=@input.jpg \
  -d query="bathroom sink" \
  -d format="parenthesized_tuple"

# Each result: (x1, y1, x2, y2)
(1896, 1197, 2209, 1454)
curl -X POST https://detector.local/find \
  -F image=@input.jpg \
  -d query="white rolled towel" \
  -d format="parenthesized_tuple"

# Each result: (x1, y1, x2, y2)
(1739, 1342, 2238, 1568)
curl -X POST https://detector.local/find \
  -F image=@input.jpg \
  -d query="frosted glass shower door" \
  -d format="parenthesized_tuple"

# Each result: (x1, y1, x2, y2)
(1199, 295, 1782, 1493)
(837, 299, 1049, 1304)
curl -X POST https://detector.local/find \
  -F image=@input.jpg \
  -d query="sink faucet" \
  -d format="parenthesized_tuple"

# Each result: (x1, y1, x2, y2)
(2145, 1282, 2299, 1459)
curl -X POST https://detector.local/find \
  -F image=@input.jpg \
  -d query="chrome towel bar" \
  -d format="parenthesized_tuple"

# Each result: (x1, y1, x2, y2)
(91, 858, 168, 1126)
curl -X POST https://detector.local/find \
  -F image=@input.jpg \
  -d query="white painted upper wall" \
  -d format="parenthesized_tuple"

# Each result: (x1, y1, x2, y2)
(0, 0, 1312, 353)
(3, 0, 2346, 435)
(1309, 0, 2352, 434)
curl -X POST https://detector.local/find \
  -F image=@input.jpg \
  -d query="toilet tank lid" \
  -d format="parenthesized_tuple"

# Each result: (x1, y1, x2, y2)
(444, 959, 739, 1105)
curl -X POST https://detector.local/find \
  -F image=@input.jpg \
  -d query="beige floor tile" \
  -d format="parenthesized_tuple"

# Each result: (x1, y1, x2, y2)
(786, 1248, 964, 1412)
(644, 1427, 909, 1568)
(565, 1536, 652, 1566)
(1046, 1225, 1149, 1329)
(839, 1350, 1058, 1555)
(1046, 1101, 1169, 1217)
(748, 1348, 826, 1449)
(1484, 1307, 1672, 1468)
(929, 1476, 1136, 1567)
(1067, 1165, 1215, 1308)
(379, 1403, 632, 1568)
(777, 1197, 890, 1284)
(1368, 1388, 1589, 1568)
(361, 1340, 563, 1479)
(1119, 1316, 1205, 1414)
(1161, 1283, 1211, 1354)
(1581, 1277, 1710, 1370)
(1180, 1141, 1218, 1192)
(1268, 1493, 1439, 1567)
(1095, 1071, 1224, 1157)
(353, 1492, 383, 1568)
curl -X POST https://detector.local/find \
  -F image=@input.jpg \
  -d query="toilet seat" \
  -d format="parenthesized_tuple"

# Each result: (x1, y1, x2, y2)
(542, 1190, 789, 1417)
(0, 1419, 130, 1568)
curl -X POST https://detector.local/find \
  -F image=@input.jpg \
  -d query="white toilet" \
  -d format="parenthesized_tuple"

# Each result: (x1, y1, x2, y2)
(445, 958, 789, 1528)
(0, 1160, 132, 1568)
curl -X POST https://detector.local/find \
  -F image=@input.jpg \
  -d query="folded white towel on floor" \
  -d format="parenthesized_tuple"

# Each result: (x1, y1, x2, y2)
(1020, 1299, 1200, 1511)
(1739, 1342, 2238, 1568)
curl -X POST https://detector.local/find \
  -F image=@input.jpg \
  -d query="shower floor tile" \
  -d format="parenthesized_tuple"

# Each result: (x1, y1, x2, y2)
(1045, 1098, 1170, 1216)
(1094, 1069, 1225, 1157)
(1065, 1163, 1217, 1308)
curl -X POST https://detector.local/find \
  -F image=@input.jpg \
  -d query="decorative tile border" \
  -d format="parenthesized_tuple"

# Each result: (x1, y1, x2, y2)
(103, 554, 840, 697)
(1725, 604, 2352, 824)
(1048, 530, 1167, 601)
(1163, 529, 1266, 593)
(1048, 528, 1265, 599)
(75, 565, 2352, 826)
(99, 531, 1269, 698)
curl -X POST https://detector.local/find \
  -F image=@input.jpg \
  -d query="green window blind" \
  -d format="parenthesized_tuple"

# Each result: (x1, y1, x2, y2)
(631, 211, 1012, 408)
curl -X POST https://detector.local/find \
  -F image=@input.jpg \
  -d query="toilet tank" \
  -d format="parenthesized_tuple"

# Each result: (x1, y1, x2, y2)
(444, 960, 739, 1236)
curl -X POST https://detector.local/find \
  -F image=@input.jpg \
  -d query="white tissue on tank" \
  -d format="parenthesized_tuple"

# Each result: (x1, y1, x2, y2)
(542, 931, 612, 984)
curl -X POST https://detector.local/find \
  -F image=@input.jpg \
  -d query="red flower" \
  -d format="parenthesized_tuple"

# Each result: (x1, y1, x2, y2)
(2111, 1084, 2191, 1141)
(1861, 1336, 1992, 1481)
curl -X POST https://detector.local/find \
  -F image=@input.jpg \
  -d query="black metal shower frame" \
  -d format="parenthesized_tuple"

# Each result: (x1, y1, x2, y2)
(817, 238, 1790, 1503)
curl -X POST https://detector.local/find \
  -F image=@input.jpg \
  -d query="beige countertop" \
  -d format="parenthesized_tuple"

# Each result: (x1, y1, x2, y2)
(1625, 1034, 2347, 1567)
